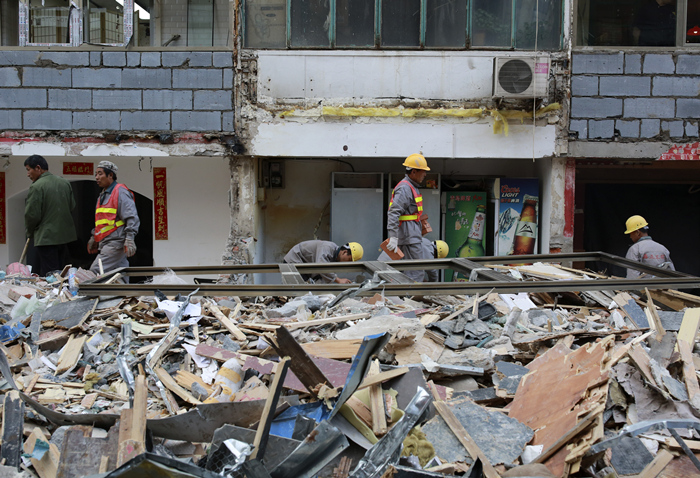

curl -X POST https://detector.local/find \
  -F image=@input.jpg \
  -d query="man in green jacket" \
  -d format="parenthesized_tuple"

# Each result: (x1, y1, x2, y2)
(24, 155, 77, 276)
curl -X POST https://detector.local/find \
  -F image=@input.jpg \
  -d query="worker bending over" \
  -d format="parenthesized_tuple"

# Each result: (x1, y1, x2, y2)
(624, 215, 674, 279)
(284, 240, 363, 284)
(88, 161, 140, 281)
(385, 153, 431, 282)
(379, 238, 448, 282)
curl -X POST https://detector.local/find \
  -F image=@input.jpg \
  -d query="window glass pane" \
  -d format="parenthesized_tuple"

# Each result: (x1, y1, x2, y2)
(515, 0, 561, 50)
(1, 0, 20, 46)
(244, 0, 287, 48)
(29, 0, 72, 43)
(472, 0, 511, 47)
(686, 0, 700, 44)
(188, 0, 213, 46)
(426, 0, 466, 47)
(336, 0, 374, 47)
(88, 8, 124, 44)
(576, 0, 675, 47)
(381, 0, 420, 47)
(291, 0, 331, 47)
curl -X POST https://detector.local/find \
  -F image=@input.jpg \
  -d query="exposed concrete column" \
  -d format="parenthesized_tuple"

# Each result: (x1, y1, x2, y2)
(223, 154, 257, 283)
(548, 157, 575, 255)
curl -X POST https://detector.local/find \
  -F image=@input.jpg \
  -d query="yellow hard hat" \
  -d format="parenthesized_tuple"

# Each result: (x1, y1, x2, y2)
(347, 242, 363, 261)
(624, 215, 648, 234)
(435, 240, 449, 259)
(402, 153, 430, 171)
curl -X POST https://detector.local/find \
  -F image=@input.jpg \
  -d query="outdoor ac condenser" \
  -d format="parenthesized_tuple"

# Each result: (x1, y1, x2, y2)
(493, 56, 550, 98)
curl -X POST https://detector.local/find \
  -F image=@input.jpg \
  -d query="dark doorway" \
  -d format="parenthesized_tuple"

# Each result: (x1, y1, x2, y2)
(582, 183, 700, 278)
(26, 180, 153, 273)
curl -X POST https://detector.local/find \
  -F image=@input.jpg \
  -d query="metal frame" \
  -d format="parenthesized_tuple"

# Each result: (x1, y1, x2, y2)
(80, 251, 700, 297)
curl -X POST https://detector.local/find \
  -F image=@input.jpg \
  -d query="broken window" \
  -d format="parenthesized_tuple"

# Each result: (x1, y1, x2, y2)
(575, 0, 700, 47)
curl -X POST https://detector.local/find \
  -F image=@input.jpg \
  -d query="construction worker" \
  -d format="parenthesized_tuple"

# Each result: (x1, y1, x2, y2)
(378, 238, 448, 282)
(88, 161, 140, 281)
(624, 215, 674, 279)
(385, 153, 430, 282)
(284, 240, 363, 284)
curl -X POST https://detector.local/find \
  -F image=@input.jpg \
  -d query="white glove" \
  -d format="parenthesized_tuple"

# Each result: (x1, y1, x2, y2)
(387, 237, 398, 252)
(124, 237, 137, 257)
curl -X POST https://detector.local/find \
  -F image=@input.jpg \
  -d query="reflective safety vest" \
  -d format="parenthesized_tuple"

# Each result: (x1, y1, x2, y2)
(389, 179, 423, 223)
(94, 183, 133, 242)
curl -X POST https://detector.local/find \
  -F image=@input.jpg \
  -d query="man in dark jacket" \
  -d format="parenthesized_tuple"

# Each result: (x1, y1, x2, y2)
(24, 155, 77, 276)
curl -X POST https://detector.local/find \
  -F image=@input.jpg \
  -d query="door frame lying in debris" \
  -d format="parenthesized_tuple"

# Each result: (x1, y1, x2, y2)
(80, 251, 700, 296)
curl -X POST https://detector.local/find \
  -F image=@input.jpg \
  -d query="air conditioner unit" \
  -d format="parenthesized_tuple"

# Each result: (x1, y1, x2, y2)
(493, 56, 550, 98)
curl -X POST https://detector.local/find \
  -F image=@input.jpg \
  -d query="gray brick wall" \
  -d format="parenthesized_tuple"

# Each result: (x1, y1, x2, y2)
(0, 50, 233, 132)
(570, 52, 700, 141)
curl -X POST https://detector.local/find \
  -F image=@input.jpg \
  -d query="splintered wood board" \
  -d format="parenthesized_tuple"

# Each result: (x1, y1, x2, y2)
(509, 336, 614, 477)
(300, 339, 362, 360)
(56, 334, 87, 375)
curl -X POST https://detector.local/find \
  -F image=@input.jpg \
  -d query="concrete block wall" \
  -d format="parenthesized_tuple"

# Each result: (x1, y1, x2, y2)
(0, 50, 234, 132)
(570, 52, 700, 141)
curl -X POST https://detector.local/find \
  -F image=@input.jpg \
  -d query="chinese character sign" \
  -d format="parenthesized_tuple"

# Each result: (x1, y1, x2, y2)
(153, 167, 168, 240)
(0, 172, 5, 244)
(62, 162, 94, 176)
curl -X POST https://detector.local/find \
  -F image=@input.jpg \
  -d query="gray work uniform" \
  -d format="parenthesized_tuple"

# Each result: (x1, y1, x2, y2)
(90, 182, 140, 281)
(625, 236, 674, 279)
(284, 240, 340, 283)
(377, 237, 438, 282)
(387, 175, 426, 282)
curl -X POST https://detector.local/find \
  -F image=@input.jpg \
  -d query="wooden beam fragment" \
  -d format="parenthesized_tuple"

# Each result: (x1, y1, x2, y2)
(55, 334, 87, 375)
(154, 367, 202, 405)
(368, 359, 387, 437)
(636, 449, 674, 478)
(284, 313, 370, 331)
(250, 357, 290, 461)
(117, 374, 148, 467)
(206, 302, 247, 341)
(676, 308, 700, 352)
(433, 400, 501, 478)
(533, 405, 604, 465)
(357, 367, 410, 390)
(645, 288, 665, 342)
(270, 326, 331, 395)
(677, 339, 700, 410)
(24, 428, 60, 478)
(300, 339, 362, 360)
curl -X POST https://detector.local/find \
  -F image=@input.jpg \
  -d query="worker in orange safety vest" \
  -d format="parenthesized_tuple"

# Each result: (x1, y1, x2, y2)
(87, 161, 140, 281)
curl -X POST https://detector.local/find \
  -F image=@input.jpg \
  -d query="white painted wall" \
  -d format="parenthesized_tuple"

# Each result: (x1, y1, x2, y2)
(1, 155, 231, 270)
(252, 122, 557, 159)
(257, 50, 550, 101)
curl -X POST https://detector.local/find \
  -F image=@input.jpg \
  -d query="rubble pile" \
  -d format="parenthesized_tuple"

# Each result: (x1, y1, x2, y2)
(1, 262, 700, 478)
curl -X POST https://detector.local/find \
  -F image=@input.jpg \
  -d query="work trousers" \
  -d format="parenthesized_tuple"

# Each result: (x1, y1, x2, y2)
(398, 242, 426, 282)
(32, 244, 69, 277)
(90, 240, 130, 283)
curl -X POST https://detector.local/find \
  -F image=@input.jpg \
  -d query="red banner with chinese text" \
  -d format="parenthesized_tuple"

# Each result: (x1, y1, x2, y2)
(153, 167, 168, 240)
(659, 142, 700, 161)
(63, 162, 94, 175)
(0, 172, 5, 244)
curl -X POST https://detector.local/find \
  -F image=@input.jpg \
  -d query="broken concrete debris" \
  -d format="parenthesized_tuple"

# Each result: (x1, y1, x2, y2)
(2, 264, 700, 477)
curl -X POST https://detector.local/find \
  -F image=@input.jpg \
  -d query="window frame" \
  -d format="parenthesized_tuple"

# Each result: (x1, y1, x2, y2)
(242, 0, 564, 50)
(18, 0, 134, 47)
(573, 0, 700, 49)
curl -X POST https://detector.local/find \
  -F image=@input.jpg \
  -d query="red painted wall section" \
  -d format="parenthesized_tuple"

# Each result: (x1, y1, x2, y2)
(564, 159, 575, 239)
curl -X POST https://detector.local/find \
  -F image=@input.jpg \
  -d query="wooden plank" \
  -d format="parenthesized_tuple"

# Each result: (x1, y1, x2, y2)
(629, 344, 658, 386)
(533, 405, 604, 465)
(175, 370, 214, 394)
(147, 326, 181, 369)
(250, 357, 290, 461)
(269, 326, 331, 395)
(55, 334, 87, 375)
(433, 400, 501, 478)
(206, 302, 247, 341)
(155, 367, 202, 405)
(665, 438, 700, 451)
(676, 308, 700, 352)
(117, 374, 147, 467)
(300, 339, 362, 360)
(357, 367, 410, 390)
(368, 359, 387, 437)
(646, 288, 666, 342)
(677, 339, 700, 409)
(1, 390, 24, 468)
(24, 428, 60, 478)
(637, 449, 674, 478)
(284, 313, 371, 331)
(279, 263, 306, 285)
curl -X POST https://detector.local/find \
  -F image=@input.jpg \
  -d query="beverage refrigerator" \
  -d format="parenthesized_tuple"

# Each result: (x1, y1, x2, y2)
(441, 191, 488, 282)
